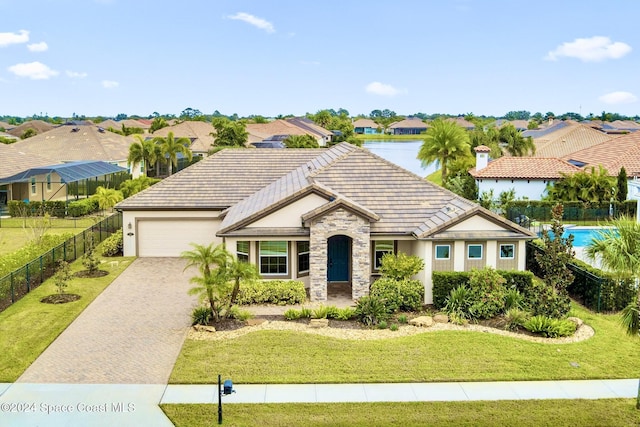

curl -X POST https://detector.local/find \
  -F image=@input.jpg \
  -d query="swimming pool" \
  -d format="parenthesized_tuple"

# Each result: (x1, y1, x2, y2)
(547, 226, 618, 247)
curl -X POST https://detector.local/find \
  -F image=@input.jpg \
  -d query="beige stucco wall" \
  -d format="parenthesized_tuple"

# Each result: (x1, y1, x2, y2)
(24, 173, 68, 203)
(448, 215, 508, 231)
(248, 193, 328, 228)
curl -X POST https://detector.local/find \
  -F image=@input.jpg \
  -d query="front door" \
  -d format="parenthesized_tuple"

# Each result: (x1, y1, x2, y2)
(327, 235, 350, 282)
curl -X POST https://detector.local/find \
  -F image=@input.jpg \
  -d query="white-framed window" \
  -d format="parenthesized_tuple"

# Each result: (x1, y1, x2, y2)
(46, 173, 52, 191)
(500, 244, 515, 259)
(237, 241, 249, 262)
(31, 177, 36, 194)
(297, 241, 310, 275)
(435, 244, 450, 260)
(259, 241, 288, 275)
(374, 240, 394, 270)
(467, 244, 483, 260)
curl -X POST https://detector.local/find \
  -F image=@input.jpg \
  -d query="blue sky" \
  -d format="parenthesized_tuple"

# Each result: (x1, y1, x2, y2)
(1, 0, 639, 119)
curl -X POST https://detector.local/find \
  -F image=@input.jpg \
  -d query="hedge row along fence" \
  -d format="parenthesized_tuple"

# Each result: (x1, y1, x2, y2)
(0, 213, 122, 313)
(506, 200, 637, 223)
(8, 198, 101, 218)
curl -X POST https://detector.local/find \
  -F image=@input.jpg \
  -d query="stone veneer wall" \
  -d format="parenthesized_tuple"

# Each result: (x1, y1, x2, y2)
(308, 207, 371, 301)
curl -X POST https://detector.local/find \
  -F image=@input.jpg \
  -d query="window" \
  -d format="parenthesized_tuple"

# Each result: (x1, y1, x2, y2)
(237, 241, 249, 262)
(467, 244, 483, 259)
(31, 177, 36, 194)
(46, 174, 52, 191)
(500, 244, 515, 259)
(435, 245, 450, 260)
(374, 241, 394, 270)
(259, 241, 288, 275)
(297, 241, 310, 275)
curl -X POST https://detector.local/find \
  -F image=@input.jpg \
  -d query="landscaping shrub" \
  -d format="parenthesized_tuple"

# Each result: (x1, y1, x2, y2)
(504, 308, 529, 331)
(227, 305, 252, 321)
(370, 277, 424, 313)
(191, 306, 211, 325)
(523, 315, 576, 338)
(236, 280, 306, 305)
(377, 320, 388, 329)
(0, 233, 72, 278)
(432, 271, 470, 309)
(67, 198, 100, 217)
(335, 306, 356, 321)
(389, 323, 399, 331)
(100, 230, 123, 257)
(444, 286, 475, 324)
(355, 295, 389, 326)
(397, 314, 408, 324)
(498, 270, 534, 295)
(522, 278, 572, 319)
(312, 305, 330, 319)
(504, 288, 524, 311)
(379, 252, 424, 280)
(467, 267, 507, 319)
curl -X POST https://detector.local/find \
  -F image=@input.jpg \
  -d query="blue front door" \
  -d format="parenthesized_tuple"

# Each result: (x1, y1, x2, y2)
(327, 235, 350, 282)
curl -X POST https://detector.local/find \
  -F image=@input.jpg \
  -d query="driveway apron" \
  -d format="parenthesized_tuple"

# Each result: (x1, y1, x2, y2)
(17, 258, 197, 384)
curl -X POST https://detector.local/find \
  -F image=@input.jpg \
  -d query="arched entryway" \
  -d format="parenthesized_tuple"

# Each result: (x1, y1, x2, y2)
(327, 235, 352, 282)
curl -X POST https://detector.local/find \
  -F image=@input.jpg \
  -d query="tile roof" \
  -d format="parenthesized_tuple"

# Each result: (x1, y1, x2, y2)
(97, 119, 151, 130)
(444, 117, 475, 129)
(286, 118, 333, 137)
(151, 121, 216, 153)
(9, 123, 134, 162)
(566, 131, 640, 177)
(352, 118, 379, 128)
(469, 157, 581, 179)
(388, 118, 427, 129)
(6, 120, 55, 137)
(533, 124, 612, 158)
(0, 144, 61, 180)
(118, 143, 534, 239)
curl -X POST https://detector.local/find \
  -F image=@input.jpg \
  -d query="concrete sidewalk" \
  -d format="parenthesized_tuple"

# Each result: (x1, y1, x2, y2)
(0, 380, 637, 426)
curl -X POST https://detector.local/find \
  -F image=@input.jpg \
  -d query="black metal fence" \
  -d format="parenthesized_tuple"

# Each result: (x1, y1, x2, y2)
(526, 241, 636, 312)
(0, 213, 122, 313)
(508, 200, 637, 224)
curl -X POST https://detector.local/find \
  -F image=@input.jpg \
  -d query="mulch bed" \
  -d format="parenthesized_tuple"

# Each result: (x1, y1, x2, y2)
(41, 294, 81, 304)
(74, 270, 109, 278)
(212, 315, 370, 332)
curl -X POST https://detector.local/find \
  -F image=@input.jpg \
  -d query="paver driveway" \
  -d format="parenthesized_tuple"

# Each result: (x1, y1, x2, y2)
(18, 258, 197, 384)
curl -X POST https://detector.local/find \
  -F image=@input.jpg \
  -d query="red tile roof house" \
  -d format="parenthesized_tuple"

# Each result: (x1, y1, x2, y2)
(116, 143, 534, 304)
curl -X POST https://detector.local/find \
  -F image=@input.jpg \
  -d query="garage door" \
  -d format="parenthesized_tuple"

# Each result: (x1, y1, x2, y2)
(137, 219, 220, 257)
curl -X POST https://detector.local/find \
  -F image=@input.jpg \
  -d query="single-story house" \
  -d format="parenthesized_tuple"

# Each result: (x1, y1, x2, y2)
(116, 143, 535, 304)
(353, 118, 381, 134)
(445, 117, 475, 130)
(388, 118, 428, 135)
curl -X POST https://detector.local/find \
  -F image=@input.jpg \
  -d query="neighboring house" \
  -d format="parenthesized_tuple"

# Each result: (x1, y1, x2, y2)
(116, 143, 534, 304)
(151, 120, 215, 156)
(286, 117, 334, 146)
(9, 122, 142, 177)
(469, 145, 581, 199)
(388, 118, 428, 135)
(531, 123, 612, 159)
(522, 119, 569, 139)
(566, 131, 640, 179)
(247, 119, 331, 147)
(353, 118, 381, 134)
(601, 120, 640, 134)
(0, 121, 14, 131)
(494, 119, 530, 131)
(0, 143, 127, 210)
(6, 120, 55, 138)
(97, 119, 151, 133)
(445, 117, 475, 130)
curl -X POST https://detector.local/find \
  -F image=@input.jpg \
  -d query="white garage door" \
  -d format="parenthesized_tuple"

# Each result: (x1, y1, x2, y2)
(137, 219, 220, 257)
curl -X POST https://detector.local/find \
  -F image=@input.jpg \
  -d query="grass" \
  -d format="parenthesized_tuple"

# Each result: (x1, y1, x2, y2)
(169, 304, 640, 384)
(0, 255, 134, 382)
(161, 399, 640, 427)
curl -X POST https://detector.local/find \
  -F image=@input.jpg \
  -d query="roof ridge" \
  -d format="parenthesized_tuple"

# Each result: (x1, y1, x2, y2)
(306, 143, 357, 177)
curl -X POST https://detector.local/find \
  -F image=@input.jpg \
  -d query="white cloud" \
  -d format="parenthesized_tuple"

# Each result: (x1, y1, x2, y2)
(599, 91, 637, 105)
(365, 81, 404, 96)
(27, 41, 48, 52)
(66, 70, 87, 78)
(545, 36, 631, 62)
(8, 61, 58, 79)
(102, 80, 119, 88)
(0, 29, 29, 47)
(228, 12, 275, 33)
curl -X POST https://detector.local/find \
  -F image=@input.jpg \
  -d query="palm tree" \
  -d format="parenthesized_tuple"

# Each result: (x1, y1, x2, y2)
(181, 242, 230, 278)
(187, 270, 232, 322)
(228, 259, 259, 304)
(93, 186, 123, 215)
(283, 134, 319, 148)
(417, 119, 471, 183)
(585, 217, 640, 408)
(500, 124, 535, 156)
(128, 135, 159, 177)
(153, 131, 192, 175)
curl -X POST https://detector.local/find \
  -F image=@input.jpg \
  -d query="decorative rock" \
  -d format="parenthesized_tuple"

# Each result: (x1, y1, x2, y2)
(433, 314, 449, 324)
(409, 316, 433, 327)
(246, 318, 267, 326)
(567, 317, 583, 327)
(193, 325, 216, 333)
(309, 318, 329, 328)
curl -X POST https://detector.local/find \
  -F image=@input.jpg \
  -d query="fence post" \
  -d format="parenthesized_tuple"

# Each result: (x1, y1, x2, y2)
(597, 278, 602, 313)
(26, 264, 30, 293)
(40, 255, 43, 284)
(74, 234, 77, 260)
(10, 272, 14, 303)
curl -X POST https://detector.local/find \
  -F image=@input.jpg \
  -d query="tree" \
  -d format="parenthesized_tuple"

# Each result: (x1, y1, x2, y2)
(468, 128, 501, 159)
(283, 134, 319, 148)
(504, 111, 531, 121)
(417, 119, 471, 183)
(149, 117, 168, 133)
(228, 258, 259, 304)
(546, 167, 615, 203)
(93, 186, 123, 215)
(153, 131, 193, 175)
(21, 128, 37, 139)
(500, 124, 535, 156)
(617, 167, 628, 202)
(585, 217, 640, 408)
(210, 118, 248, 149)
(53, 260, 71, 295)
(128, 135, 160, 177)
(534, 203, 573, 318)
(119, 176, 160, 198)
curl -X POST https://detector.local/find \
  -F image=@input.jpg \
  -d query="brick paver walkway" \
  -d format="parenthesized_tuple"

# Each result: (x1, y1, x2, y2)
(18, 258, 197, 384)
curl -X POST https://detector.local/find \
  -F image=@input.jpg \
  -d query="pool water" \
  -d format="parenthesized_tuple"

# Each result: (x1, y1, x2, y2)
(546, 227, 618, 247)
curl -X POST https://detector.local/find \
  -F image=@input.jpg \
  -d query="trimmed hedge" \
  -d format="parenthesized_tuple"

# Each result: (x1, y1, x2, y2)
(0, 233, 72, 278)
(8, 200, 66, 217)
(370, 277, 424, 313)
(67, 198, 100, 217)
(432, 270, 534, 309)
(236, 280, 307, 305)
(506, 200, 636, 223)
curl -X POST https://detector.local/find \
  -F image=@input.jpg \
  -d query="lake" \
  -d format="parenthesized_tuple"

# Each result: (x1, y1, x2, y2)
(363, 140, 438, 177)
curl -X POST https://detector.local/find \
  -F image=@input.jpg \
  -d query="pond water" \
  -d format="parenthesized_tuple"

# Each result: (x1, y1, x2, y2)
(363, 140, 438, 177)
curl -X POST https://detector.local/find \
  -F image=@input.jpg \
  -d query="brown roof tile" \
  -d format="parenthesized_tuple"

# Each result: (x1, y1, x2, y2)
(469, 157, 581, 179)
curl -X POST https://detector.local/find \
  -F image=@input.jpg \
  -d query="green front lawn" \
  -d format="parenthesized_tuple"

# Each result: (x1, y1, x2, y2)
(170, 305, 640, 384)
(162, 400, 640, 427)
(0, 256, 134, 382)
